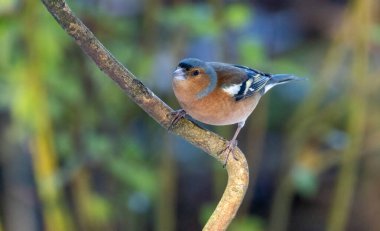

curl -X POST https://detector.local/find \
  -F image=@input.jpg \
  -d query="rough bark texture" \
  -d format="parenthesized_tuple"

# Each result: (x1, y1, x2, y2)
(41, 0, 249, 230)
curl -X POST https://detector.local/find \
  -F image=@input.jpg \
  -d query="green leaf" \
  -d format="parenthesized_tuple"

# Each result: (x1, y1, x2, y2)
(238, 38, 265, 66)
(229, 216, 265, 231)
(291, 165, 318, 198)
(371, 25, 380, 44)
(225, 4, 251, 29)
(0, 0, 18, 14)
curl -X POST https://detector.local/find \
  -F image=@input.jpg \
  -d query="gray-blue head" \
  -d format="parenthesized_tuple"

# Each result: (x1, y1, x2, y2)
(173, 58, 217, 99)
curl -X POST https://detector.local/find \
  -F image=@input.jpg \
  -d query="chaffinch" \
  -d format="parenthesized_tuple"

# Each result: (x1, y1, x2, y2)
(171, 58, 300, 166)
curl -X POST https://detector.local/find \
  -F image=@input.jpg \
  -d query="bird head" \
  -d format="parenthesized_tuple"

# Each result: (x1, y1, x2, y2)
(172, 58, 217, 99)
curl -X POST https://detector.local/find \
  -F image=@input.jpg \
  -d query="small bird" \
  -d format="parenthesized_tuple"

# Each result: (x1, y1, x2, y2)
(171, 58, 300, 166)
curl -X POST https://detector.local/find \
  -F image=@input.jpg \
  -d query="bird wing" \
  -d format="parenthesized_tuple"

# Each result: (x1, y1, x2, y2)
(217, 64, 270, 101)
(231, 65, 271, 101)
(210, 62, 272, 101)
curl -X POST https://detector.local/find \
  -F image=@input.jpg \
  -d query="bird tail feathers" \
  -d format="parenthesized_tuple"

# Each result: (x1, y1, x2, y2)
(264, 74, 303, 93)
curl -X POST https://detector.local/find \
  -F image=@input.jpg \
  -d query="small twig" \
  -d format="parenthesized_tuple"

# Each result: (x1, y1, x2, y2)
(41, 0, 249, 230)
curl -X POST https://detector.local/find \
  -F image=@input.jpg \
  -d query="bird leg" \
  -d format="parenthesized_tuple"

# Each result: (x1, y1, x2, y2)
(168, 109, 187, 130)
(221, 121, 245, 167)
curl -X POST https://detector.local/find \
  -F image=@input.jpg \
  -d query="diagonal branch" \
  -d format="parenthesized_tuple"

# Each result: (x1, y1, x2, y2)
(41, 0, 249, 230)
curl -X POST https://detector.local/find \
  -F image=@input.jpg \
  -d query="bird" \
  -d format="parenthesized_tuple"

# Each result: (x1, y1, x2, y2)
(171, 58, 300, 167)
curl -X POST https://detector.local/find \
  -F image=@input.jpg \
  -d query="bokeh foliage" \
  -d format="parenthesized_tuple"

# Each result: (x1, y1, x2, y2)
(1, 0, 380, 231)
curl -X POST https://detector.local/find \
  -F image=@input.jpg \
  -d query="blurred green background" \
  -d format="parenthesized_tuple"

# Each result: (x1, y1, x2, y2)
(1, 0, 380, 230)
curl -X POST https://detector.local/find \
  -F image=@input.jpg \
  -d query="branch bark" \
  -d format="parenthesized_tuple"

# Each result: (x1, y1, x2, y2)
(41, 0, 249, 230)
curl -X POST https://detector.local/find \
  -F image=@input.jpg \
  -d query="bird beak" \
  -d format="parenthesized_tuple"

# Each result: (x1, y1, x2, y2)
(173, 67, 186, 80)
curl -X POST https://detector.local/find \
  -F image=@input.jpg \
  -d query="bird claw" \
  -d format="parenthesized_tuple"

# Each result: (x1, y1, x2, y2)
(220, 139, 239, 168)
(168, 109, 187, 130)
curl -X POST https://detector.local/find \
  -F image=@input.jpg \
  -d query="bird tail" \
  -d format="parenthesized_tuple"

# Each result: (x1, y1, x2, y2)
(264, 74, 302, 94)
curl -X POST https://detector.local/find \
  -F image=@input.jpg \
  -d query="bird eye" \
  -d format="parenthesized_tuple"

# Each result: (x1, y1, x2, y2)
(192, 70, 200, 76)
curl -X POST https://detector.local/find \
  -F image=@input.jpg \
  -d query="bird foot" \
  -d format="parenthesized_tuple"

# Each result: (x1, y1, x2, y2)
(220, 139, 239, 168)
(168, 109, 187, 130)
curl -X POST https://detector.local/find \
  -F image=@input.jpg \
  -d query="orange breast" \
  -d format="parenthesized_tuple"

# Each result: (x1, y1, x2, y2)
(173, 79, 261, 126)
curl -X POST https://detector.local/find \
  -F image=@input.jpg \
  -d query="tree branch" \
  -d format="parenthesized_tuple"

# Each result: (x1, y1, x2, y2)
(41, 0, 249, 230)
